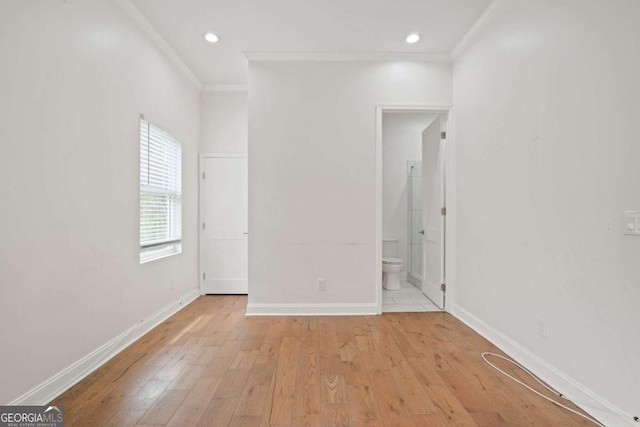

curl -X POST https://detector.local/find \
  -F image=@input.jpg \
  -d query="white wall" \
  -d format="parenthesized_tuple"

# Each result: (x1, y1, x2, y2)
(382, 113, 437, 274)
(248, 61, 451, 311)
(0, 0, 199, 404)
(200, 90, 248, 153)
(453, 0, 640, 421)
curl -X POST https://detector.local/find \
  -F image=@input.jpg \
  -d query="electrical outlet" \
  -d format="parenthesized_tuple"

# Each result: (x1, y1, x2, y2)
(537, 318, 548, 338)
(624, 211, 640, 235)
(317, 278, 326, 291)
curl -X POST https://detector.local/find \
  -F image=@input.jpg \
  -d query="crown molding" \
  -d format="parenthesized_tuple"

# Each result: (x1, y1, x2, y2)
(243, 51, 451, 63)
(115, 0, 202, 89)
(202, 84, 248, 92)
(451, 0, 503, 60)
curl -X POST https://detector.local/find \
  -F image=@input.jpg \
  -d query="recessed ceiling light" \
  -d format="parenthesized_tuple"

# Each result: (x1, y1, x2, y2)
(406, 33, 421, 44)
(204, 32, 220, 43)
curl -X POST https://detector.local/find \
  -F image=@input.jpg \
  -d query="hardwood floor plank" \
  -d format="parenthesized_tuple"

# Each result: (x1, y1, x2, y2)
(405, 356, 447, 387)
(228, 415, 262, 427)
(351, 421, 383, 427)
(354, 335, 375, 353)
(291, 414, 325, 427)
(346, 384, 379, 422)
(293, 348, 322, 416)
(191, 345, 218, 365)
(165, 377, 223, 426)
(468, 411, 511, 426)
(255, 341, 281, 365)
(136, 389, 188, 425)
(231, 349, 260, 370)
(258, 362, 277, 427)
(369, 329, 405, 369)
(72, 395, 129, 427)
(121, 379, 172, 410)
(168, 364, 207, 390)
(381, 316, 423, 358)
(263, 317, 287, 343)
(437, 369, 498, 413)
(411, 413, 454, 427)
(247, 361, 277, 387)
(443, 350, 502, 392)
(293, 381, 322, 416)
(241, 324, 269, 351)
(340, 360, 367, 386)
(201, 355, 236, 379)
(322, 402, 350, 427)
(321, 374, 348, 404)
(359, 350, 387, 374)
(422, 384, 479, 426)
(214, 369, 251, 399)
(196, 397, 237, 427)
(202, 330, 231, 346)
(268, 336, 299, 425)
(152, 357, 189, 382)
(366, 369, 416, 427)
(234, 385, 270, 416)
(388, 360, 438, 414)
(103, 409, 146, 427)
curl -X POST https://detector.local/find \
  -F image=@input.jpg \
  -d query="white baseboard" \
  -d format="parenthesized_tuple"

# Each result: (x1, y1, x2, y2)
(8, 288, 200, 406)
(407, 274, 421, 287)
(246, 303, 378, 316)
(452, 304, 635, 427)
(201, 279, 248, 294)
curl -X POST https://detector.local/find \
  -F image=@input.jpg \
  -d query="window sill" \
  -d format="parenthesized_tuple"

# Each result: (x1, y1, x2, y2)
(140, 243, 182, 264)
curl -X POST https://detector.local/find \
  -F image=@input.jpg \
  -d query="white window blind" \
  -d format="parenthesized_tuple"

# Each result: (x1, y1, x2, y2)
(140, 117, 182, 263)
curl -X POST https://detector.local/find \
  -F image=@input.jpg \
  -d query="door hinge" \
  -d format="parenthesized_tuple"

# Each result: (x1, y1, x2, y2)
(202, 222, 206, 230)
(202, 172, 205, 179)
(440, 131, 447, 140)
(203, 273, 206, 280)
(441, 207, 447, 216)
(441, 283, 447, 292)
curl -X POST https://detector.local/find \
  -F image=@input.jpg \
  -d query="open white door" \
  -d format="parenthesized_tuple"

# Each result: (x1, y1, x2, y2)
(200, 154, 248, 294)
(422, 117, 446, 309)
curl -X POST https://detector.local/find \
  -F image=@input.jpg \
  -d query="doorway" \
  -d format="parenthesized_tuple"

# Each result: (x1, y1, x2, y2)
(376, 105, 452, 314)
(199, 153, 248, 294)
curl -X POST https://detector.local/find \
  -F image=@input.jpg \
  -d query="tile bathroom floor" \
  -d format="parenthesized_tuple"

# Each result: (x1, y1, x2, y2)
(382, 280, 442, 312)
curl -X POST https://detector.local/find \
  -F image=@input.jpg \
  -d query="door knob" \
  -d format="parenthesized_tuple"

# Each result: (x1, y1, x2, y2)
(419, 230, 424, 235)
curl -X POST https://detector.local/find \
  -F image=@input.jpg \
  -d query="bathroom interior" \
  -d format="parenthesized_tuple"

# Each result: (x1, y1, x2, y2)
(382, 111, 443, 313)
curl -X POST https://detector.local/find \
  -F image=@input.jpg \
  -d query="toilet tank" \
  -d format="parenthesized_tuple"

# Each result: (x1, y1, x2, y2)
(382, 238, 399, 258)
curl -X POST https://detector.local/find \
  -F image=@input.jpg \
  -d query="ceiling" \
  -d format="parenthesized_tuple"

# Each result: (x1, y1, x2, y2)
(132, 0, 494, 86)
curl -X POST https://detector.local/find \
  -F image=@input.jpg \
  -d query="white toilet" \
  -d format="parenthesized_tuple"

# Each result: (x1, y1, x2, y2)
(382, 238, 404, 291)
(382, 258, 403, 290)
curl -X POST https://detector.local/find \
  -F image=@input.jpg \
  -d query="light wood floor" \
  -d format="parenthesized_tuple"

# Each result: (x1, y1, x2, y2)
(52, 295, 595, 426)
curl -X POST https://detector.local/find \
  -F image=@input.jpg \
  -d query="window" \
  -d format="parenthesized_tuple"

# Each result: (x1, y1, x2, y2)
(139, 117, 182, 263)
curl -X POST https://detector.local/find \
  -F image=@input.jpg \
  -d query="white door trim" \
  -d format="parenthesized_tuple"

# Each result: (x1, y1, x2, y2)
(199, 153, 248, 295)
(375, 105, 455, 314)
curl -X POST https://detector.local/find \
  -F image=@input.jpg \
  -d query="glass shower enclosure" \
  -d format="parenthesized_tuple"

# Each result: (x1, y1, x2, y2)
(407, 161, 423, 284)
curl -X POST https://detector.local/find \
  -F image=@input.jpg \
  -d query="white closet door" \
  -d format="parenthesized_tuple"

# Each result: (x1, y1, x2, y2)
(200, 155, 248, 294)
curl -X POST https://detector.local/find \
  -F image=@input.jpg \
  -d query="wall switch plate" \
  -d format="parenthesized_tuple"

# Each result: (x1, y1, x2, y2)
(624, 211, 640, 235)
(317, 278, 326, 291)
(537, 318, 548, 338)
